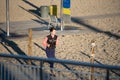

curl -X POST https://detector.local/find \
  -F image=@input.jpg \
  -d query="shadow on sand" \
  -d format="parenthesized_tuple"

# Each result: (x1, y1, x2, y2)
(0, 28, 31, 64)
(80, 51, 120, 77)
(71, 17, 120, 39)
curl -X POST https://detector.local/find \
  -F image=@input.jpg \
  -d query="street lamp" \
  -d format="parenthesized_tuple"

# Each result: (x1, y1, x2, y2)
(6, 0, 10, 36)
(60, 0, 63, 31)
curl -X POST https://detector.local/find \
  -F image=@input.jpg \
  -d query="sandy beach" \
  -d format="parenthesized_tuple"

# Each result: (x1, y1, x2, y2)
(0, 0, 120, 65)
(0, 1, 120, 79)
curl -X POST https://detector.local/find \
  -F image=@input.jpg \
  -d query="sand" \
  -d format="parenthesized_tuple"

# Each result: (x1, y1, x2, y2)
(0, 0, 120, 73)
(0, 30, 120, 66)
(0, 0, 120, 22)
(0, 0, 120, 64)
(0, 1, 120, 80)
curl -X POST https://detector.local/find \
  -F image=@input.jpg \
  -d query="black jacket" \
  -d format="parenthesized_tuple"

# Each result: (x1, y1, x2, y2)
(47, 35, 57, 49)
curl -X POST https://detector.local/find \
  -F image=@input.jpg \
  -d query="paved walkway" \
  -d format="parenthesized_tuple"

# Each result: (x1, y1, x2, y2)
(0, 20, 91, 40)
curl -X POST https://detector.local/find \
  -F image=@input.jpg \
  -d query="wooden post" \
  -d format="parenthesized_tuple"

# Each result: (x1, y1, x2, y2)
(27, 28, 32, 64)
(90, 43, 95, 80)
(28, 28, 32, 56)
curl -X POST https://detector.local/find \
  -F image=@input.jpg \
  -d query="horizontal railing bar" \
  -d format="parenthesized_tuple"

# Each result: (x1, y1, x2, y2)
(0, 53, 120, 70)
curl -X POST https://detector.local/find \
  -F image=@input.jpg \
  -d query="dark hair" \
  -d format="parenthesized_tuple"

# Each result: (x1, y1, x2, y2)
(49, 27, 56, 32)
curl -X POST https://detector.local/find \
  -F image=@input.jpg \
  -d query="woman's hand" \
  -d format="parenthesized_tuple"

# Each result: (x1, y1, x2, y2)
(47, 44, 50, 47)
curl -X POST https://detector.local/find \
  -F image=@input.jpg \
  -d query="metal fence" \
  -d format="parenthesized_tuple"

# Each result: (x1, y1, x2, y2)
(0, 53, 120, 80)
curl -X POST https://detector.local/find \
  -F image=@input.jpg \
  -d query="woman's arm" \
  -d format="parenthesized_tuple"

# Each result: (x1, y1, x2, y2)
(42, 37, 50, 48)
(56, 37, 58, 45)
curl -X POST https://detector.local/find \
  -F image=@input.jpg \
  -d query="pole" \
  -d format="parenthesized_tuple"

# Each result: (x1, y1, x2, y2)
(27, 28, 32, 64)
(6, 0, 10, 36)
(28, 28, 32, 56)
(106, 69, 110, 80)
(90, 43, 96, 80)
(60, 0, 63, 31)
(40, 61, 43, 80)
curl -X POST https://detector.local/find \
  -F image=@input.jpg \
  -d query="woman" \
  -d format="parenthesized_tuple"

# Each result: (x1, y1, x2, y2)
(43, 27, 58, 68)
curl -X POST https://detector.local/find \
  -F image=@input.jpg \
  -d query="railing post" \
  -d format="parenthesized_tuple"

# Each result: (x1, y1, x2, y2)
(40, 61, 43, 80)
(106, 69, 110, 80)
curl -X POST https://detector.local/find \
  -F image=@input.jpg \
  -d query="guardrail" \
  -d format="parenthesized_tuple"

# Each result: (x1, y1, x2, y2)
(0, 53, 120, 80)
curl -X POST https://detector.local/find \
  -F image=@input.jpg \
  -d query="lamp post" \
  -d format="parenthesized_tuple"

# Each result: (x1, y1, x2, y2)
(6, 0, 10, 36)
(60, 0, 63, 31)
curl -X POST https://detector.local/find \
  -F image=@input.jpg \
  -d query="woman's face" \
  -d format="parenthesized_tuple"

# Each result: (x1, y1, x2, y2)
(51, 30, 56, 35)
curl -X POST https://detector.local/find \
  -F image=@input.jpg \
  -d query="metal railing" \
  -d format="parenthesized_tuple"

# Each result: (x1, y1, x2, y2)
(0, 53, 120, 80)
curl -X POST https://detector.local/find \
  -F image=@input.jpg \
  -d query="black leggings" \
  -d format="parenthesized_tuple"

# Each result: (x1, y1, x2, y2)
(46, 48, 55, 68)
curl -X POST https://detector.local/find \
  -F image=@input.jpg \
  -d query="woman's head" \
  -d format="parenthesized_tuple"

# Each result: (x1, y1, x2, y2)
(49, 27, 56, 35)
